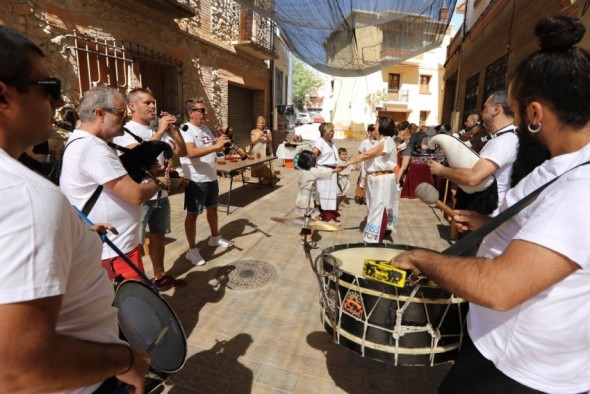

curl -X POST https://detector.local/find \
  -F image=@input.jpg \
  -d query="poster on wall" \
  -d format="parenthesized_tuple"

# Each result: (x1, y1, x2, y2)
(274, 104, 296, 143)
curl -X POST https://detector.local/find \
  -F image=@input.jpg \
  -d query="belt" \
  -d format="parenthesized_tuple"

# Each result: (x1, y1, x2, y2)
(320, 164, 337, 169)
(367, 170, 394, 176)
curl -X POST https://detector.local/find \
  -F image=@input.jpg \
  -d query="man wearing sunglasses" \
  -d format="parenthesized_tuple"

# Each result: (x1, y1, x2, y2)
(180, 97, 233, 266)
(0, 26, 149, 393)
(60, 86, 170, 284)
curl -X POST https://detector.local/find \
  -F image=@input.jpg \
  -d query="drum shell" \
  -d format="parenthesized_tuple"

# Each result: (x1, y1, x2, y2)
(319, 243, 468, 366)
(114, 280, 187, 376)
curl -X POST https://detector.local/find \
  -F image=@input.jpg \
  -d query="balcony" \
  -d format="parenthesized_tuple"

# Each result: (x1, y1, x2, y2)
(231, 8, 278, 60)
(387, 89, 409, 103)
(137, 0, 196, 18)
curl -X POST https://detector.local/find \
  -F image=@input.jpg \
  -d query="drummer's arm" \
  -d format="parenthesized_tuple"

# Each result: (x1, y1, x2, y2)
(390, 241, 578, 311)
(0, 296, 149, 393)
(428, 158, 496, 186)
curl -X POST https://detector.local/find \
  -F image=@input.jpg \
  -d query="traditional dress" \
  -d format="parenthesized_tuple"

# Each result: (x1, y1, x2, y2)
(364, 136, 398, 243)
(313, 137, 339, 220)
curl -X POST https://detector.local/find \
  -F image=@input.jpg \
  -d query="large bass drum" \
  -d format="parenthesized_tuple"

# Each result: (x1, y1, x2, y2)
(114, 280, 187, 392)
(316, 243, 467, 366)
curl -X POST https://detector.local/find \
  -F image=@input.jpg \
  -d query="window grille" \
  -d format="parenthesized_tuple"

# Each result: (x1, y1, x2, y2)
(483, 54, 508, 101)
(66, 33, 184, 115)
(463, 73, 480, 120)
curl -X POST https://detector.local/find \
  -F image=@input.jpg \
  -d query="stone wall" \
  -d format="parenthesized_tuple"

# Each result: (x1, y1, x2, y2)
(0, 0, 271, 127)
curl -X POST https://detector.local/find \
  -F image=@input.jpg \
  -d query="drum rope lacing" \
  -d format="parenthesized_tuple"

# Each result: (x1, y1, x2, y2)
(314, 247, 466, 366)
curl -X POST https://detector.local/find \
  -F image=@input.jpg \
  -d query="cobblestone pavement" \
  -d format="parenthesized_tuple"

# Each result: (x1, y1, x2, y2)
(141, 139, 457, 394)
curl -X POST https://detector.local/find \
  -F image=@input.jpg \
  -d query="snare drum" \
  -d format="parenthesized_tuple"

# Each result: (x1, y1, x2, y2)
(316, 243, 467, 366)
(114, 280, 187, 383)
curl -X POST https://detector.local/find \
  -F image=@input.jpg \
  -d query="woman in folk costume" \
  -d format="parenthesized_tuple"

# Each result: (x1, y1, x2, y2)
(340, 117, 398, 243)
(312, 122, 340, 222)
(250, 115, 276, 182)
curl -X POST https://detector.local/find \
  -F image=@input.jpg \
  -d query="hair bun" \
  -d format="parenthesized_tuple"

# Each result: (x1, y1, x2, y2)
(535, 16, 585, 51)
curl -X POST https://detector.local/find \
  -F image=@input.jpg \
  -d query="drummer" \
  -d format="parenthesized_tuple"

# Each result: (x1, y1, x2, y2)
(391, 15, 590, 393)
(0, 26, 149, 393)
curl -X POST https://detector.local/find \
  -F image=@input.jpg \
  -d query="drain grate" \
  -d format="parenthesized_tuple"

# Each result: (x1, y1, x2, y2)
(217, 260, 277, 290)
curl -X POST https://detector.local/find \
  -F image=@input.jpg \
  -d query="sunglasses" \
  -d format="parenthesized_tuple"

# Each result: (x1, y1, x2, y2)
(102, 107, 127, 117)
(2, 77, 62, 101)
(190, 107, 207, 114)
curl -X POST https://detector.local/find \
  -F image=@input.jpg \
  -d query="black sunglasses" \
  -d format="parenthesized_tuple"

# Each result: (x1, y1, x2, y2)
(1, 77, 62, 101)
(190, 107, 207, 114)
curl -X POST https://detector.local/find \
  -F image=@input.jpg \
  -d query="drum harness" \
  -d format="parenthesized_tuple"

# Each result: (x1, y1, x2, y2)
(310, 158, 590, 365)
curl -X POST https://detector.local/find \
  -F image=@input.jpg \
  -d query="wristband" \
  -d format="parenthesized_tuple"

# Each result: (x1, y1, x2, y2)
(120, 345, 134, 375)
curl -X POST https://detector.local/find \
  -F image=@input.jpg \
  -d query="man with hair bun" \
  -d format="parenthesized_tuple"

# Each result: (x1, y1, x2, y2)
(391, 15, 590, 393)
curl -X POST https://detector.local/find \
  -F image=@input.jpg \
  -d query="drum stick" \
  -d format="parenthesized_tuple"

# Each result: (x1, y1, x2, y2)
(146, 324, 170, 354)
(415, 182, 458, 218)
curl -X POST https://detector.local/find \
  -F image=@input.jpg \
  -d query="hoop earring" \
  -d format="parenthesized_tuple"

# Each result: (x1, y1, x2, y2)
(528, 122, 542, 133)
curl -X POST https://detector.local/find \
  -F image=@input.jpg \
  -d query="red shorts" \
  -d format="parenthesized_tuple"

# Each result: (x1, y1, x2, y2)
(101, 245, 145, 280)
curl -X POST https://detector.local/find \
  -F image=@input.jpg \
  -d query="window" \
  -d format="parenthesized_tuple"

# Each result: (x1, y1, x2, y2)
(419, 110, 429, 126)
(388, 73, 400, 93)
(66, 33, 184, 115)
(463, 73, 480, 121)
(483, 54, 508, 102)
(419, 75, 431, 94)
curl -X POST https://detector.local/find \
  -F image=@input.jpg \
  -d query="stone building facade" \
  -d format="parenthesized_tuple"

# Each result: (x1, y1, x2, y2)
(441, 0, 578, 129)
(0, 0, 280, 149)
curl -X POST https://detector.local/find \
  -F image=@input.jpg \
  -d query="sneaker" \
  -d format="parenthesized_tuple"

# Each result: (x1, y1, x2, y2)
(186, 248, 206, 266)
(152, 275, 187, 292)
(208, 235, 234, 248)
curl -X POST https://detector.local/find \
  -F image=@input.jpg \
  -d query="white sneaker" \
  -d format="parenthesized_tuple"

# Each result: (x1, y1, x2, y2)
(186, 248, 206, 266)
(208, 235, 233, 248)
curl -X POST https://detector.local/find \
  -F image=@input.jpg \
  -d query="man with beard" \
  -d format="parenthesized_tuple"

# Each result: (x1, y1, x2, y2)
(428, 91, 517, 217)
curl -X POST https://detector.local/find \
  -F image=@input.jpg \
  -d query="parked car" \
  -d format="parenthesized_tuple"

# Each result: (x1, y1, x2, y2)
(296, 112, 312, 125)
(313, 114, 324, 123)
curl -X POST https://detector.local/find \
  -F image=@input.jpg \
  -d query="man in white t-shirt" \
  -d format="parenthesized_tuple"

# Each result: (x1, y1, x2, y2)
(113, 88, 187, 291)
(181, 97, 233, 266)
(428, 91, 518, 216)
(60, 86, 169, 281)
(0, 26, 148, 393)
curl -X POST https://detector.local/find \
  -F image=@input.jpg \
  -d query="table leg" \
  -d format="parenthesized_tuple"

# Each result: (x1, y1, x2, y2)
(226, 172, 234, 215)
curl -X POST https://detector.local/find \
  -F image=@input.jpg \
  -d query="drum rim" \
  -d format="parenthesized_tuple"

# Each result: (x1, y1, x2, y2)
(114, 280, 187, 374)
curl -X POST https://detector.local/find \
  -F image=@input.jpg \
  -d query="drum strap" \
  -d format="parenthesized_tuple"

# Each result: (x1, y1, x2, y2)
(445, 159, 590, 256)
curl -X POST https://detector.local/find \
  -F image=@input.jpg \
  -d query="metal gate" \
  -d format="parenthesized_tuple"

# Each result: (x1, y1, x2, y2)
(228, 85, 255, 151)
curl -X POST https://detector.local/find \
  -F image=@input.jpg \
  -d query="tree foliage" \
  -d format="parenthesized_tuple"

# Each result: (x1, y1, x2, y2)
(365, 89, 389, 118)
(292, 58, 323, 111)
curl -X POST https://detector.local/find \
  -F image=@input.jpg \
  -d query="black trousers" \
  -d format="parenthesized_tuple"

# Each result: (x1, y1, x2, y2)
(439, 333, 547, 394)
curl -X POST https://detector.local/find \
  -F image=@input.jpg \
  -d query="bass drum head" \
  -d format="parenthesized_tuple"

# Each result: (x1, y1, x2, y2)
(114, 280, 187, 375)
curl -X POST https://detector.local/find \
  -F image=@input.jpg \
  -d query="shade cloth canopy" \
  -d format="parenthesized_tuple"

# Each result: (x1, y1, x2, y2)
(234, 0, 457, 76)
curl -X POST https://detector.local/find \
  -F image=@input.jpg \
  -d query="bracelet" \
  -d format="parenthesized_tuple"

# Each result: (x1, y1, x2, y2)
(120, 345, 134, 375)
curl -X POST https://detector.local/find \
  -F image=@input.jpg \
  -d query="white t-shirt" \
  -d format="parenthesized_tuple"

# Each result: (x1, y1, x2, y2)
(60, 130, 141, 259)
(365, 137, 397, 172)
(180, 123, 217, 182)
(478, 125, 518, 215)
(469, 142, 590, 393)
(113, 120, 170, 199)
(0, 149, 123, 394)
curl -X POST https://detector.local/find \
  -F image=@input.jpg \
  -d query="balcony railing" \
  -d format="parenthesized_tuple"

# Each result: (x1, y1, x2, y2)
(231, 7, 277, 60)
(388, 89, 409, 103)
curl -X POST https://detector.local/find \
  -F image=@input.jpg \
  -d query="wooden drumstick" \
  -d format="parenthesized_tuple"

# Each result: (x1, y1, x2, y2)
(146, 323, 171, 354)
(415, 182, 458, 218)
